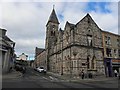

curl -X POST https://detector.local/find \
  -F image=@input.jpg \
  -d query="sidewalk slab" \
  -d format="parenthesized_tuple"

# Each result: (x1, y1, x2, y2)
(47, 72, 118, 82)
(2, 70, 21, 79)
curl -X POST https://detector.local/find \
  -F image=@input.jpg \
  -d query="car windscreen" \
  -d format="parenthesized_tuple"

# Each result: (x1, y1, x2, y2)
(40, 67, 44, 69)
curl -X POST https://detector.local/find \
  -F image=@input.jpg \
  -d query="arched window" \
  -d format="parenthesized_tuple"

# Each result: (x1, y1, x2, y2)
(53, 31, 55, 36)
(51, 31, 55, 36)
(91, 56, 95, 69)
(51, 31, 53, 36)
(87, 34, 92, 46)
(87, 55, 90, 69)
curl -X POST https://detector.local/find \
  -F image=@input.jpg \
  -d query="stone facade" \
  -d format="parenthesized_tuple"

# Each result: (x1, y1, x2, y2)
(45, 9, 105, 76)
(36, 8, 120, 77)
(0, 28, 15, 74)
(34, 47, 45, 68)
(16, 53, 28, 61)
(36, 50, 46, 69)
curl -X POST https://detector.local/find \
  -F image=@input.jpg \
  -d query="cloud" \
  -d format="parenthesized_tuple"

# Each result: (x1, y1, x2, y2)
(89, 2, 118, 34)
(1, 1, 118, 58)
(58, 2, 88, 29)
(2, 2, 48, 56)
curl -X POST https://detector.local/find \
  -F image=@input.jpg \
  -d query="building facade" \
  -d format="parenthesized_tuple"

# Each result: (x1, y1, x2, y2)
(45, 8, 105, 76)
(34, 47, 45, 68)
(102, 31, 120, 77)
(0, 28, 15, 74)
(35, 50, 46, 69)
(16, 53, 28, 61)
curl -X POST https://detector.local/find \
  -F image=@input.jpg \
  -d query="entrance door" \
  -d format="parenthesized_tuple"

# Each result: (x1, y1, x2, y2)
(106, 61, 112, 77)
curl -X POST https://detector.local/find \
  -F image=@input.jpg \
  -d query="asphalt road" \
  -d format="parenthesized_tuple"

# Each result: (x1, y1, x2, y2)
(2, 67, 119, 89)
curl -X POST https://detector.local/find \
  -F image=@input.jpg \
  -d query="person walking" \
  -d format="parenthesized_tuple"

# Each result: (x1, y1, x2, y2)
(114, 69, 118, 77)
(21, 67, 26, 77)
(81, 69, 84, 79)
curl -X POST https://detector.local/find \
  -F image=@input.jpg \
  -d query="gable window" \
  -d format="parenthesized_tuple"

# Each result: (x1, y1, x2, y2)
(87, 35, 92, 46)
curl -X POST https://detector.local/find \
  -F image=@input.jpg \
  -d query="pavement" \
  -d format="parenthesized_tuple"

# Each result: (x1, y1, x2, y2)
(2, 68, 119, 88)
(47, 71, 119, 82)
(2, 69, 119, 83)
(2, 70, 22, 79)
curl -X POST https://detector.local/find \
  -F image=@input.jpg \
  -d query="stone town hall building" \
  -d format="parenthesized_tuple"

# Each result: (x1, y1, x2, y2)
(35, 8, 106, 76)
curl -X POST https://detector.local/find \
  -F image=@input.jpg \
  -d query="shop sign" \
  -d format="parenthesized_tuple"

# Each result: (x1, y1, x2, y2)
(112, 60, 120, 62)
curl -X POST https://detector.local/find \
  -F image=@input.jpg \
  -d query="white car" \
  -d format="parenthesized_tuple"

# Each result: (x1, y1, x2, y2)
(36, 67, 46, 73)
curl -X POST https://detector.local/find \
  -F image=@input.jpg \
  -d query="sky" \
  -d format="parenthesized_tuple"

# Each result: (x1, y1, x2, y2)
(0, 0, 119, 60)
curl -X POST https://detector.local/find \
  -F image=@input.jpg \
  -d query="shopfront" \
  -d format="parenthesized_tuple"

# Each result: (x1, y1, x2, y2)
(112, 59, 120, 74)
(104, 58, 120, 77)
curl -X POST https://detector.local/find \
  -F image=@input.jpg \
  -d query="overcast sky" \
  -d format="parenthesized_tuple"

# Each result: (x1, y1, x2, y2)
(1, 0, 119, 60)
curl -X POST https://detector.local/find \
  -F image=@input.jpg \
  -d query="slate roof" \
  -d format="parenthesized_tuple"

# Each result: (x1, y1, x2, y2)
(47, 8, 59, 25)
(35, 47, 45, 57)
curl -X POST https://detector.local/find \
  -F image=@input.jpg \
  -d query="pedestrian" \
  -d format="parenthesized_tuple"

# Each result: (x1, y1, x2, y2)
(21, 67, 26, 77)
(114, 69, 118, 77)
(81, 69, 84, 79)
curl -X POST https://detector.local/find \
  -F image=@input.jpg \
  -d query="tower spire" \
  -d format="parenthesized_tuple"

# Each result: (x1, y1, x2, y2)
(46, 6, 59, 26)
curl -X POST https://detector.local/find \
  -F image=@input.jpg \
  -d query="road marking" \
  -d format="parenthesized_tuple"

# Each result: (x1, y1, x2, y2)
(49, 76, 54, 80)
(54, 77, 58, 81)
(43, 77, 48, 80)
(49, 76, 59, 81)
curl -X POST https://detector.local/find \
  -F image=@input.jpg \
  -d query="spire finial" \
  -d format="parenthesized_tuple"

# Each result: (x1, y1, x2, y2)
(53, 5, 55, 9)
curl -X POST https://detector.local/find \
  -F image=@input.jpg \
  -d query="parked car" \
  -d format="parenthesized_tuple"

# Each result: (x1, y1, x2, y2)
(36, 67, 46, 73)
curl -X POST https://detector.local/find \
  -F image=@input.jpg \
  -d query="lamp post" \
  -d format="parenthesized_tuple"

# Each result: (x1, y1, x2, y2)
(61, 38, 63, 75)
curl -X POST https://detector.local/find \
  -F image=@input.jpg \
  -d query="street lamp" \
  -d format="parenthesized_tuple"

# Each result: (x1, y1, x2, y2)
(61, 38, 63, 75)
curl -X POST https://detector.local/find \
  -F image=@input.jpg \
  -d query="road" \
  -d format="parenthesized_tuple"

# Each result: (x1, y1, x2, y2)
(2, 67, 119, 89)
